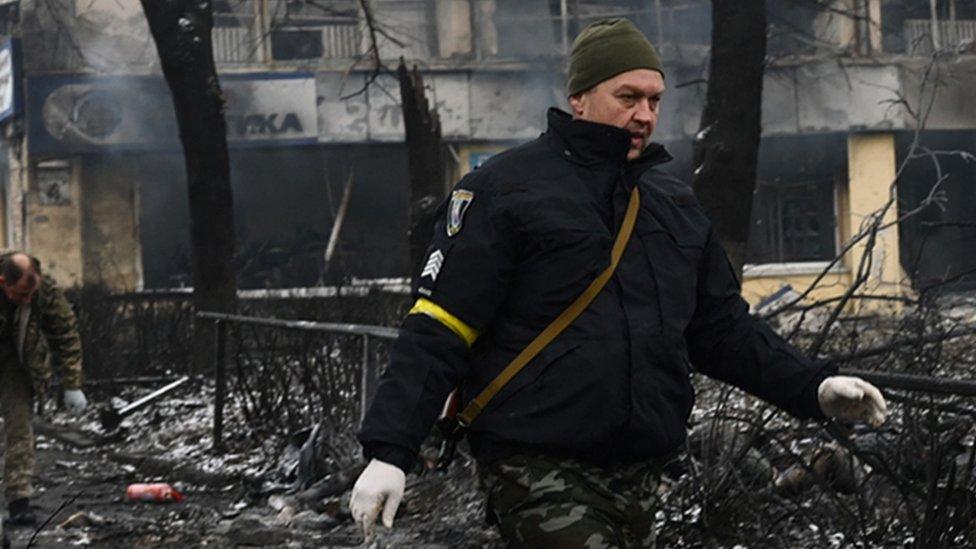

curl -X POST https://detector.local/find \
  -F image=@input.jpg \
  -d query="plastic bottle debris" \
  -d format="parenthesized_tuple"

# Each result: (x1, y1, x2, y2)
(125, 483, 184, 503)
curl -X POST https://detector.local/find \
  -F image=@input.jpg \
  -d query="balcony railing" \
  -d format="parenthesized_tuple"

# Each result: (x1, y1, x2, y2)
(904, 18, 976, 55)
(320, 20, 361, 59)
(212, 17, 361, 64)
(209, 3, 708, 65)
(213, 25, 258, 64)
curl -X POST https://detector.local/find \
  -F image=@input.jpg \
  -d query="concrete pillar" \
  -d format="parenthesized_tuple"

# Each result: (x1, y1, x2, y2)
(845, 133, 905, 313)
(435, 0, 472, 58)
(473, 0, 497, 58)
(867, 0, 883, 53)
(8, 138, 26, 249)
(0, 144, 11, 249)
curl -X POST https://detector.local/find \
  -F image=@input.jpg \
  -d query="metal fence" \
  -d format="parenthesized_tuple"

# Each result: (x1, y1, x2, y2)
(75, 285, 410, 384)
(77, 289, 196, 382)
(196, 311, 397, 452)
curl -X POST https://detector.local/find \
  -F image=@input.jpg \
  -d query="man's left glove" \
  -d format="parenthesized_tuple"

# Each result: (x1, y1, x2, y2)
(350, 458, 405, 542)
(63, 389, 88, 414)
(818, 376, 886, 427)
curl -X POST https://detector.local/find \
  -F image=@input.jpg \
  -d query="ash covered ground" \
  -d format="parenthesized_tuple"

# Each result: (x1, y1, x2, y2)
(6, 295, 975, 547)
(7, 382, 500, 548)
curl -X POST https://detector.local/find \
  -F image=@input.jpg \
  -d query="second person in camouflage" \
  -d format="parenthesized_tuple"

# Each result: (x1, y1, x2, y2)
(0, 252, 86, 526)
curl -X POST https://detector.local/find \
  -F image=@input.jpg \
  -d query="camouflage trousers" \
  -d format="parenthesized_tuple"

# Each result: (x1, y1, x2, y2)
(478, 454, 661, 548)
(1, 361, 34, 501)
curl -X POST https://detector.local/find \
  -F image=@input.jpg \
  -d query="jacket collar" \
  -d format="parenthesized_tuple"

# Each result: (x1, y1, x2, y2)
(544, 108, 672, 171)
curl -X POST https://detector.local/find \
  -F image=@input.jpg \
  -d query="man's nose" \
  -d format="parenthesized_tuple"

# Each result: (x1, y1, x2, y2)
(633, 99, 654, 124)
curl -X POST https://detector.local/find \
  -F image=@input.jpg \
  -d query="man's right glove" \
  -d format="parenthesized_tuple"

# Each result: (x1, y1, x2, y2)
(63, 389, 88, 415)
(818, 376, 887, 427)
(349, 458, 405, 542)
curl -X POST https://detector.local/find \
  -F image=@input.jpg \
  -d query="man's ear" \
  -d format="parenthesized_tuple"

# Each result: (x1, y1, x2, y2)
(0, 276, 7, 286)
(568, 93, 585, 117)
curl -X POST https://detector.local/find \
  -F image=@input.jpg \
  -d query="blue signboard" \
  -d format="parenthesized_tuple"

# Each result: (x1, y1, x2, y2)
(0, 39, 22, 123)
(27, 72, 318, 155)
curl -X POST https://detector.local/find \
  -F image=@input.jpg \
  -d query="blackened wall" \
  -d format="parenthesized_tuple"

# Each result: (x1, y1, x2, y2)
(134, 144, 410, 289)
(897, 131, 976, 292)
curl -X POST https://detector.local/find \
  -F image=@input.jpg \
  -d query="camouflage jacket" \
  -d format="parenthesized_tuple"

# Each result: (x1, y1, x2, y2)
(0, 253, 83, 393)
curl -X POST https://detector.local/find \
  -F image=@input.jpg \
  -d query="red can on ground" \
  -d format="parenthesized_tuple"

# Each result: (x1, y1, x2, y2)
(125, 483, 184, 503)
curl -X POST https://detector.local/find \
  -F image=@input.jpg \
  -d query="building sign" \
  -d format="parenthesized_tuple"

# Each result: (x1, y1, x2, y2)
(221, 74, 317, 143)
(0, 39, 22, 123)
(28, 73, 317, 155)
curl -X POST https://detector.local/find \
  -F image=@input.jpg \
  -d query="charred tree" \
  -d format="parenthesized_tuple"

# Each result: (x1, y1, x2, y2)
(398, 58, 447, 276)
(692, 0, 767, 278)
(140, 1, 237, 372)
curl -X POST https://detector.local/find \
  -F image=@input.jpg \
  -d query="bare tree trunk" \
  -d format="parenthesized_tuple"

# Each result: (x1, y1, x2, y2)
(140, 1, 237, 373)
(398, 59, 446, 276)
(692, 0, 766, 278)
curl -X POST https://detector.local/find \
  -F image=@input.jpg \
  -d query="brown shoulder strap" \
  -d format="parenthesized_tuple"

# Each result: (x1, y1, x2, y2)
(457, 186, 641, 427)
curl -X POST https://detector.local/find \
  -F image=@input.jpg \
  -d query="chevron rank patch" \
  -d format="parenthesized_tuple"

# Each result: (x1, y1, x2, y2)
(421, 249, 445, 282)
(446, 189, 474, 237)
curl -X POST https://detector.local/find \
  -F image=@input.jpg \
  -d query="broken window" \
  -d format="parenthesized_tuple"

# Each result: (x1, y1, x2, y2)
(492, 0, 561, 58)
(746, 179, 837, 265)
(767, 1, 824, 56)
(746, 134, 845, 266)
(267, 0, 361, 60)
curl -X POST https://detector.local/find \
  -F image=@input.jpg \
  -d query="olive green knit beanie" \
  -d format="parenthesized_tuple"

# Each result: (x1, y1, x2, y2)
(566, 18, 664, 96)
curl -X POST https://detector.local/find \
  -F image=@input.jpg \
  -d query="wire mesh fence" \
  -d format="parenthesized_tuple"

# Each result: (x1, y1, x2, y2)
(197, 312, 397, 452)
(76, 288, 196, 382)
(74, 284, 410, 383)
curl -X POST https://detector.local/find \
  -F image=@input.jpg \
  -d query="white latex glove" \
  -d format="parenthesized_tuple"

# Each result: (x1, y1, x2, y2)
(818, 376, 886, 427)
(63, 389, 88, 415)
(349, 458, 405, 542)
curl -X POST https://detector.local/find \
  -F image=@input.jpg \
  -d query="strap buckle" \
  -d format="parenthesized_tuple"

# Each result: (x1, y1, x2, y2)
(435, 417, 468, 471)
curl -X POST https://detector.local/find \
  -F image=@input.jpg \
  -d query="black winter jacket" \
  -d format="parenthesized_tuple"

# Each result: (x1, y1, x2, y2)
(359, 108, 834, 472)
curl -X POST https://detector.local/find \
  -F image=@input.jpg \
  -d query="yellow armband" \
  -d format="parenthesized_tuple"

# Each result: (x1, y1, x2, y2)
(408, 298, 479, 347)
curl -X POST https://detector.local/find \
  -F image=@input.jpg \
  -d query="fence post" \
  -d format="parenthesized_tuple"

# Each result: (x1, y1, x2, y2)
(360, 333, 370, 425)
(213, 319, 227, 453)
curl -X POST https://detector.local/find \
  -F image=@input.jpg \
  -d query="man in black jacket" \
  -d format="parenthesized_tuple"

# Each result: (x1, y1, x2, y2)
(351, 18, 886, 547)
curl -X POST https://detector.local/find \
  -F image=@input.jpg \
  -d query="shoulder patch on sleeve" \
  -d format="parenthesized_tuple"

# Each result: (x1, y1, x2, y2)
(446, 190, 474, 237)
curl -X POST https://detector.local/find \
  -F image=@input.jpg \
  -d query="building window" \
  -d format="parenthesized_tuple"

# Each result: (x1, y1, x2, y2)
(745, 178, 837, 264)
(271, 29, 326, 59)
(267, 0, 360, 61)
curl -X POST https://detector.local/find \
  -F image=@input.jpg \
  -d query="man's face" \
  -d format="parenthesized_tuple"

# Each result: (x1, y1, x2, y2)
(569, 69, 665, 160)
(1, 277, 38, 305)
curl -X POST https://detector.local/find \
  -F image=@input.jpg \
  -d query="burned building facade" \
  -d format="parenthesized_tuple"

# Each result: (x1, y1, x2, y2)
(0, 0, 970, 305)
